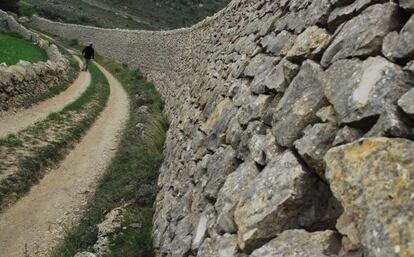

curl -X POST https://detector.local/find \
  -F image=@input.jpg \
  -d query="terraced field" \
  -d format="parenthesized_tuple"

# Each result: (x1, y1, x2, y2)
(0, 31, 47, 65)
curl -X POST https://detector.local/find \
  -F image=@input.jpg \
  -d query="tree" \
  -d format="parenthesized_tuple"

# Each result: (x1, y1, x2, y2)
(0, 0, 20, 13)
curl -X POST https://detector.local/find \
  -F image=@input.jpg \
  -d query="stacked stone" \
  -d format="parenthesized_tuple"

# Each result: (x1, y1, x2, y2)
(31, 0, 414, 256)
(150, 1, 414, 257)
(0, 10, 69, 111)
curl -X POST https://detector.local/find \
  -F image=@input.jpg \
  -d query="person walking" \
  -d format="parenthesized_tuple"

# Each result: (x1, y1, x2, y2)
(81, 43, 95, 71)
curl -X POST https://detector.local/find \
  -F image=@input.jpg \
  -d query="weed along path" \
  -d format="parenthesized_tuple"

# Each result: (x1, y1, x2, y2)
(0, 56, 91, 138)
(0, 62, 129, 257)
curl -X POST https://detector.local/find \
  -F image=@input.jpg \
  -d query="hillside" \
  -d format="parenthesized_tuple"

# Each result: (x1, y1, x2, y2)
(22, 0, 230, 30)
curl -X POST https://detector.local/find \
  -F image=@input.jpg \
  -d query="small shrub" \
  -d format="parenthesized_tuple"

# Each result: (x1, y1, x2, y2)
(69, 38, 79, 47)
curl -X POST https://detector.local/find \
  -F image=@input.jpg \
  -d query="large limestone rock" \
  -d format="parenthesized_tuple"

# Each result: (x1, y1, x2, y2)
(215, 161, 259, 233)
(321, 3, 401, 66)
(324, 57, 413, 127)
(274, 0, 332, 33)
(327, 0, 388, 30)
(249, 230, 341, 257)
(203, 146, 238, 201)
(400, 0, 414, 11)
(252, 58, 299, 94)
(273, 60, 328, 147)
(286, 25, 331, 61)
(294, 122, 338, 179)
(261, 31, 295, 56)
(234, 151, 338, 251)
(325, 137, 414, 257)
(383, 14, 414, 62)
(398, 88, 414, 119)
(196, 234, 239, 257)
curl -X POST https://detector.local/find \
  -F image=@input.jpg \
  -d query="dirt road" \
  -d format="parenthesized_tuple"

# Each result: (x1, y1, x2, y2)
(0, 62, 129, 257)
(0, 56, 91, 138)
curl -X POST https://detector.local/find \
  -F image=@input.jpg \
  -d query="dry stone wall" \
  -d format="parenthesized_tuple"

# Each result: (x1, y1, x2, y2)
(30, 1, 414, 257)
(0, 10, 69, 111)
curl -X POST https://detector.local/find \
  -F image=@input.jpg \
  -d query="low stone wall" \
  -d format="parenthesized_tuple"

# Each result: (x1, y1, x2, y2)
(0, 10, 69, 111)
(31, 1, 414, 257)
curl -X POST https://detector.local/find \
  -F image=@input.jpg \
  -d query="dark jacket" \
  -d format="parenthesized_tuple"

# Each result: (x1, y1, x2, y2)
(82, 46, 95, 60)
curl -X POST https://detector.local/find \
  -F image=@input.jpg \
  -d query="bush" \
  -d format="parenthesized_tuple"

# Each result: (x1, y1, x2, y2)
(0, 0, 20, 13)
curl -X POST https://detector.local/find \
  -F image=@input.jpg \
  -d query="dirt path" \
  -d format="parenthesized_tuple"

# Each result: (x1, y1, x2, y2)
(0, 56, 91, 138)
(0, 62, 129, 257)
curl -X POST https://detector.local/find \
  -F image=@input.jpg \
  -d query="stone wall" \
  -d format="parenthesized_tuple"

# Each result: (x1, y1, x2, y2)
(31, 1, 414, 257)
(0, 10, 69, 111)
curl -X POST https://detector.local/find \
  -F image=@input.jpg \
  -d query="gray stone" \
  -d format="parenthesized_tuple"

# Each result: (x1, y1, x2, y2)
(74, 252, 97, 257)
(232, 80, 253, 107)
(234, 151, 338, 251)
(365, 105, 414, 139)
(286, 26, 331, 61)
(203, 101, 238, 151)
(196, 234, 239, 257)
(321, 3, 401, 66)
(217, 234, 238, 257)
(252, 59, 299, 94)
(236, 121, 267, 161)
(398, 88, 414, 119)
(249, 230, 341, 257)
(328, 0, 388, 31)
(233, 34, 257, 56)
(196, 238, 216, 257)
(225, 116, 243, 148)
(325, 137, 414, 257)
(204, 146, 238, 201)
(273, 61, 328, 147)
(383, 14, 414, 62)
(192, 215, 209, 249)
(243, 54, 278, 78)
(261, 31, 296, 55)
(324, 57, 413, 127)
(274, 0, 332, 33)
(400, 0, 414, 11)
(237, 95, 272, 126)
(294, 123, 338, 179)
(215, 161, 259, 233)
(316, 105, 337, 123)
(333, 126, 364, 146)
(248, 130, 281, 166)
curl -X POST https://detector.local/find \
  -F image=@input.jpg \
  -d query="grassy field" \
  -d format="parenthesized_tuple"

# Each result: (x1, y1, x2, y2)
(49, 39, 168, 256)
(0, 31, 48, 65)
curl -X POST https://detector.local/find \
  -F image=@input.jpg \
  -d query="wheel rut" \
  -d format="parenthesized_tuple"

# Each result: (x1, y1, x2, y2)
(0, 62, 130, 257)
(0, 56, 91, 138)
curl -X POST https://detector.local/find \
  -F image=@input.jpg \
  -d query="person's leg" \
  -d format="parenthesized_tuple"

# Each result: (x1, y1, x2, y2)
(82, 57, 87, 71)
(83, 58, 90, 71)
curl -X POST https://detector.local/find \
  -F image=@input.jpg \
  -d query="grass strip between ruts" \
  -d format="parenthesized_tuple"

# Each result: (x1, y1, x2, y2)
(51, 52, 168, 257)
(0, 63, 110, 210)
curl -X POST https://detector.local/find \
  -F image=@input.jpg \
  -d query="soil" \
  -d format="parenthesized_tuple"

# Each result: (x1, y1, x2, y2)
(0, 62, 129, 257)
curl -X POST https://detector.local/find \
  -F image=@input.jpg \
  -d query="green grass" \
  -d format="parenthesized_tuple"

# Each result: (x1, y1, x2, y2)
(19, 0, 37, 17)
(0, 31, 48, 65)
(0, 63, 110, 209)
(51, 51, 168, 257)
